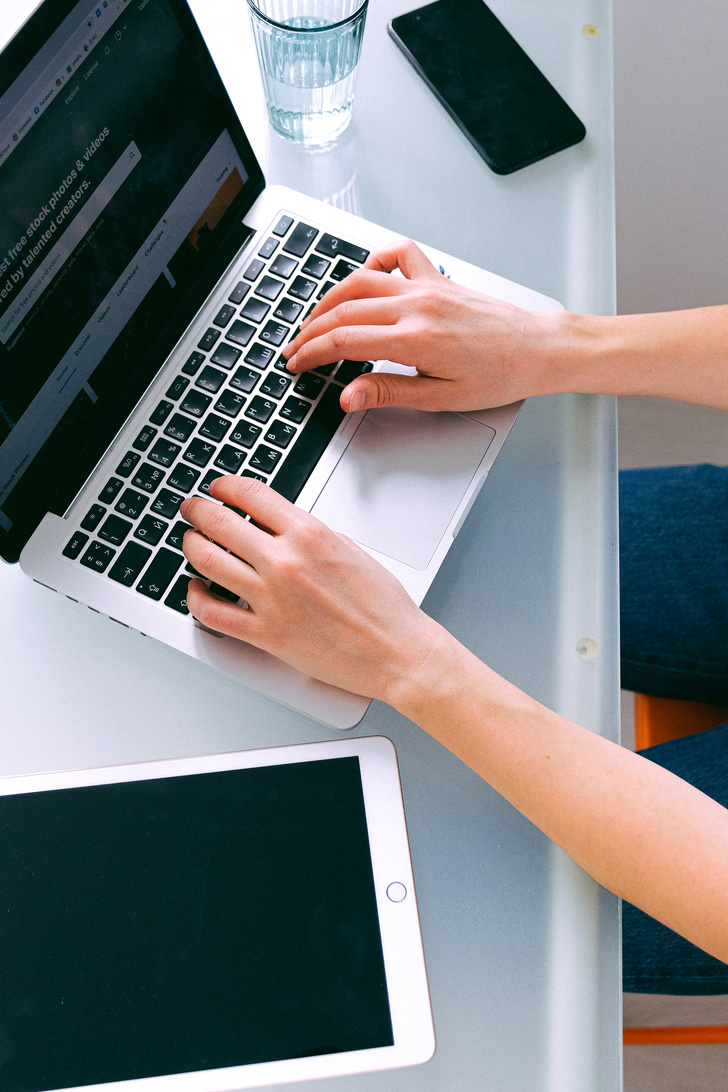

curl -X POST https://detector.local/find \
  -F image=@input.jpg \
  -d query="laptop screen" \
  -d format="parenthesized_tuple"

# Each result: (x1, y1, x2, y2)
(0, 0, 264, 561)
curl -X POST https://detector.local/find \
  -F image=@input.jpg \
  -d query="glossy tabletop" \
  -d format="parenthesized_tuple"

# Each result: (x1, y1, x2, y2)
(0, 1, 621, 1089)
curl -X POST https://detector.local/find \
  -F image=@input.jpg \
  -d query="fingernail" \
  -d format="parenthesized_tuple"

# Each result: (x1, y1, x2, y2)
(286, 352, 297, 371)
(348, 387, 366, 411)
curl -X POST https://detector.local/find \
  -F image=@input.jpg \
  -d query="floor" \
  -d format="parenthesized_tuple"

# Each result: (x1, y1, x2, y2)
(617, 395, 728, 1091)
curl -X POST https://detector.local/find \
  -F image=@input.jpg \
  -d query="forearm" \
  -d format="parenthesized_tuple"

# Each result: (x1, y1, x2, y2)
(391, 630, 728, 963)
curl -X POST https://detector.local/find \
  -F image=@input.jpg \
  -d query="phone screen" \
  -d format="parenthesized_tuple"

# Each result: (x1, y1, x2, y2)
(388, 0, 586, 174)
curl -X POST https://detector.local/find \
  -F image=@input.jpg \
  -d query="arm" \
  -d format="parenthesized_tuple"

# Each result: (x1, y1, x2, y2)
(284, 240, 728, 412)
(181, 477, 728, 965)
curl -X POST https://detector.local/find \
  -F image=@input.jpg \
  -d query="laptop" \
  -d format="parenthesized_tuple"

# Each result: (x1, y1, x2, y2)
(0, 0, 562, 729)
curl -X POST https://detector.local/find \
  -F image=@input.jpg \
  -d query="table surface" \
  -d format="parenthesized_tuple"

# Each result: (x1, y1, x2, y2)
(0, 1, 621, 1089)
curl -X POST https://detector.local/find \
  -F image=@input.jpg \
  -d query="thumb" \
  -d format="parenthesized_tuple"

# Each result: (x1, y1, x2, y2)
(340, 372, 445, 412)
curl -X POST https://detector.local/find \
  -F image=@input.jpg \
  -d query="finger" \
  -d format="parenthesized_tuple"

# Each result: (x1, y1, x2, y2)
(186, 578, 261, 638)
(363, 239, 441, 280)
(286, 269, 406, 350)
(340, 372, 450, 413)
(285, 298, 408, 372)
(182, 529, 262, 597)
(208, 474, 304, 536)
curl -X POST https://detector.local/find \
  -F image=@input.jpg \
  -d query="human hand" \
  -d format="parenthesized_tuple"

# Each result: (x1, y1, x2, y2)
(284, 240, 569, 413)
(180, 475, 449, 704)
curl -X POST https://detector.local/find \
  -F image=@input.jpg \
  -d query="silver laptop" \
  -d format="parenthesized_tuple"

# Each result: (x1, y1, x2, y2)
(0, 0, 561, 729)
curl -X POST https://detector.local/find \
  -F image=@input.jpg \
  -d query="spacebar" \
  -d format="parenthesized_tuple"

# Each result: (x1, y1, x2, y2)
(270, 384, 346, 503)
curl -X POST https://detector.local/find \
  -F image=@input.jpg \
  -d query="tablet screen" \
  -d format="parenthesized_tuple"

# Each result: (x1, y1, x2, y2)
(0, 756, 393, 1092)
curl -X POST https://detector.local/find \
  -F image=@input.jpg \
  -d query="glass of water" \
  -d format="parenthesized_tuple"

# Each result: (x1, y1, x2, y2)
(246, 0, 369, 146)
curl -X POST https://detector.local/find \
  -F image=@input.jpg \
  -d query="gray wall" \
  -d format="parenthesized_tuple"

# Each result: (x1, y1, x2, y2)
(613, 0, 728, 314)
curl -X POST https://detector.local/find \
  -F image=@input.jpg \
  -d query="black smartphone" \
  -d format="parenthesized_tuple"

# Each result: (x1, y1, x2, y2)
(388, 0, 586, 175)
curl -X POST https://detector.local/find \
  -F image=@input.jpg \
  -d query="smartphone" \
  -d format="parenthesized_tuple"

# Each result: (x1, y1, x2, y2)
(388, 0, 586, 175)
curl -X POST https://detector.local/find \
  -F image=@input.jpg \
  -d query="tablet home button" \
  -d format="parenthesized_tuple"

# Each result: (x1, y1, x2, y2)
(386, 881, 407, 902)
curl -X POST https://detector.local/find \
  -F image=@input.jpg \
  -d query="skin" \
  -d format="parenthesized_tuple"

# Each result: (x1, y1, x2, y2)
(181, 240, 728, 965)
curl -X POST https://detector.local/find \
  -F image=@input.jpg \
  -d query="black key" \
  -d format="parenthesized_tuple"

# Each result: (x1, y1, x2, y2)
(315, 234, 369, 264)
(133, 424, 157, 451)
(244, 258, 265, 281)
(62, 530, 89, 559)
(245, 396, 276, 424)
(283, 222, 318, 258)
(150, 400, 174, 426)
(182, 351, 205, 376)
(228, 281, 250, 305)
(209, 582, 239, 603)
(249, 444, 282, 475)
(98, 514, 133, 546)
(116, 451, 141, 478)
(312, 362, 337, 377)
(255, 276, 285, 302)
(280, 396, 312, 424)
(334, 359, 374, 384)
(245, 343, 275, 370)
(316, 280, 335, 300)
(109, 541, 152, 587)
(271, 384, 346, 503)
(150, 489, 185, 519)
(214, 389, 246, 418)
(213, 304, 236, 327)
(274, 353, 295, 373)
(199, 470, 224, 495)
(288, 276, 317, 302)
(165, 520, 192, 551)
(197, 328, 220, 352)
(132, 462, 165, 493)
(230, 366, 260, 393)
(241, 297, 270, 323)
(229, 422, 261, 449)
(258, 236, 279, 259)
(242, 470, 267, 483)
(302, 255, 330, 278)
(167, 464, 201, 493)
(196, 365, 227, 394)
(199, 413, 231, 442)
(80, 540, 116, 573)
(98, 477, 124, 504)
(184, 438, 216, 467)
(115, 489, 148, 520)
(148, 438, 182, 467)
(269, 254, 298, 279)
(259, 321, 289, 347)
(136, 548, 183, 600)
(81, 503, 106, 531)
(273, 214, 294, 237)
(180, 389, 212, 418)
(260, 372, 291, 399)
(294, 372, 325, 399)
(265, 420, 297, 449)
(134, 515, 168, 546)
(330, 258, 359, 281)
(165, 375, 190, 401)
(227, 319, 257, 347)
(210, 343, 242, 370)
(273, 298, 303, 324)
(164, 414, 196, 443)
(165, 574, 192, 615)
(215, 444, 247, 473)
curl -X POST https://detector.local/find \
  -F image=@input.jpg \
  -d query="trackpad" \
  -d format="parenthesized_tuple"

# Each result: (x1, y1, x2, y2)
(310, 407, 495, 570)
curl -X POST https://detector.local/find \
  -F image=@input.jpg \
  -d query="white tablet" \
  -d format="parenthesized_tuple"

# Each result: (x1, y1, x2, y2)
(0, 736, 434, 1092)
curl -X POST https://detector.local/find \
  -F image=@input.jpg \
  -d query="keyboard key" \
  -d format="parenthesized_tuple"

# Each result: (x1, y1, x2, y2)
(165, 376, 190, 401)
(164, 414, 196, 443)
(230, 366, 260, 393)
(229, 422, 262, 449)
(98, 514, 133, 546)
(330, 258, 359, 281)
(165, 520, 192, 551)
(270, 384, 346, 504)
(62, 531, 89, 559)
(241, 297, 270, 323)
(214, 389, 246, 418)
(288, 276, 317, 302)
(245, 396, 276, 424)
(150, 489, 185, 519)
(316, 280, 335, 300)
(334, 359, 374, 384)
(228, 281, 250, 305)
(199, 470, 224, 495)
(199, 414, 231, 442)
(116, 451, 141, 478)
(132, 463, 165, 493)
(209, 582, 239, 603)
(269, 254, 298, 279)
(136, 548, 183, 600)
(283, 222, 318, 257)
(260, 373, 291, 399)
(265, 420, 297, 449)
(245, 343, 275, 370)
(215, 444, 247, 473)
(109, 541, 152, 586)
(197, 328, 220, 352)
(258, 236, 279, 259)
(133, 424, 157, 451)
(148, 438, 182, 467)
(293, 372, 325, 399)
(213, 304, 236, 327)
(242, 470, 267, 483)
(180, 389, 212, 417)
(302, 255, 330, 278)
(167, 464, 201, 493)
(280, 396, 312, 424)
(134, 515, 168, 545)
(115, 489, 148, 520)
(274, 353, 295, 373)
(181, 351, 205, 376)
(164, 574, 192, 614)
(210, 343, 242, 370)
(312, 362, 337, 377)
(273, 214, 294, 237)
(255, 276, 285, 302)
(227, 319, 257, 347)
(315, 234, 369, 264)
(249, 444, 282, 475)
(259, 321, 289, 347)
(80, 540, 116, 573)
(149, 400, 174, 426)
(98, 477, 124, 504)
(273, 298, 303, 324)
(196, 365, 227, 394)
(184, 438, 216, 467)
(81, 503, 106, 531)
(244, 258, 265, 281)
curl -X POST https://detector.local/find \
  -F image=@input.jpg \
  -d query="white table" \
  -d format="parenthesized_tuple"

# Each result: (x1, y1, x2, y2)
(0, 1, 621, 1088)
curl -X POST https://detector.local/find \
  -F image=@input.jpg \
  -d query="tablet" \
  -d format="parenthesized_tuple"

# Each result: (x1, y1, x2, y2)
(0, 736, 434, 1092)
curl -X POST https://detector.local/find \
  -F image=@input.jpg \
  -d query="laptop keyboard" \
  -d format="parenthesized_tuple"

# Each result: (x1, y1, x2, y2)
(59, 213, 373, 616)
